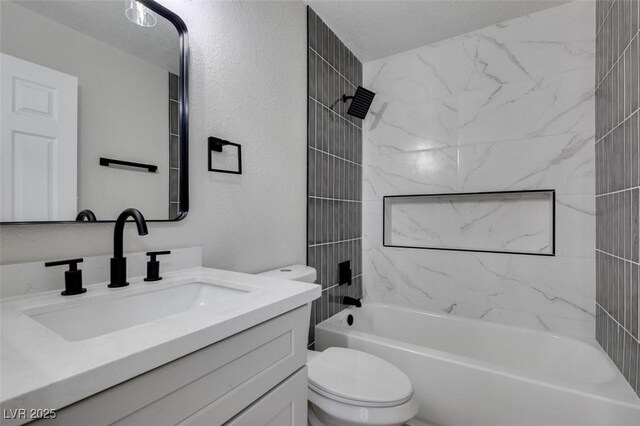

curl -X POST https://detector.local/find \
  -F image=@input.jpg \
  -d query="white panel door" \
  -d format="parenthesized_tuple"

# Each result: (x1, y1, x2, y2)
(1, 53, 78, 221)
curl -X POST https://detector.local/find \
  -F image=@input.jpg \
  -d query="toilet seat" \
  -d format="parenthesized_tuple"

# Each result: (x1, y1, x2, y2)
(308, 382, 411, 408)
(307, 347, 413, 407)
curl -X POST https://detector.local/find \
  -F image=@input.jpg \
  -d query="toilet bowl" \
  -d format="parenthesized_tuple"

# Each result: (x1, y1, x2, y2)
(258, 265, 419, 426)
(307, 347, 418, 426)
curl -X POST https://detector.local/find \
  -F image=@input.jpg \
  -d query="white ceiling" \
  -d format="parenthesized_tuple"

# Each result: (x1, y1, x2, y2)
(12, 0, 180, 74)
(307, 0, 572, 62)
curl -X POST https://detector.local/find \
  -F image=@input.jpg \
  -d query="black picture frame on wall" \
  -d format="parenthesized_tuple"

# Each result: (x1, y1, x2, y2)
(1, 0, 189, 225)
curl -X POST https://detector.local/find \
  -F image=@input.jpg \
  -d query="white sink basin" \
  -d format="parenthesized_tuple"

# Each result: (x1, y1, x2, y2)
(25, 280, 251, 341)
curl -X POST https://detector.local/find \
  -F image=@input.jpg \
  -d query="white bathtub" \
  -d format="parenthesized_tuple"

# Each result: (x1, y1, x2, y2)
(315, 303, 640, 426)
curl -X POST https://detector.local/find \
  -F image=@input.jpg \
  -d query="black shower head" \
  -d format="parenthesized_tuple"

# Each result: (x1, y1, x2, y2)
(343, 86, 375, 119)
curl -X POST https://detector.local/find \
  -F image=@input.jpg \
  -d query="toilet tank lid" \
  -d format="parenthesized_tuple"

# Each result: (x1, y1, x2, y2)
(257, 264, 317, 283)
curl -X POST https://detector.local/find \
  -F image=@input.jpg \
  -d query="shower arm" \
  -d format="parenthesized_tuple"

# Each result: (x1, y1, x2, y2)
(328, 94, 353, 111)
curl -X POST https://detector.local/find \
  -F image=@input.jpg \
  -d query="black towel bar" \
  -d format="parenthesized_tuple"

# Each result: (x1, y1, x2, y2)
(99, 157, 158, 173)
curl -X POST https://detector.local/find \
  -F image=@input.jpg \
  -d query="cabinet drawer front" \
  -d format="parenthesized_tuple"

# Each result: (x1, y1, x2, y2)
(221, 367, 308, 426)
(31, 305, 309, 426)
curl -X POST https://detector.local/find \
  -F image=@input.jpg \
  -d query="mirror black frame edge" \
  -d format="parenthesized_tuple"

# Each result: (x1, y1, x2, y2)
(1, 0, 189, 225)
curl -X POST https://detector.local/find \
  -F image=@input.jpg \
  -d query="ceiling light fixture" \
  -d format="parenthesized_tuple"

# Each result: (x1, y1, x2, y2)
(125, 0, 157, 28)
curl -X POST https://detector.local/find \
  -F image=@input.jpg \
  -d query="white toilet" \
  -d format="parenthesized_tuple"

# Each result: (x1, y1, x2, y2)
(258, 265, 418, 426)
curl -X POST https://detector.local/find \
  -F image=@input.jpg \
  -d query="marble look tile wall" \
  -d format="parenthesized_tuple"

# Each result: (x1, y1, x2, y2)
(384, 192, 554, 255)
(595, 0, 640, 396)
(307, 7, 363, 348)
(363, 1, 596, 338)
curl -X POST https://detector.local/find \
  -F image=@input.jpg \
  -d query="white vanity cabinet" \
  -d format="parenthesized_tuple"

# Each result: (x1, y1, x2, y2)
(30, 305, 310, 426)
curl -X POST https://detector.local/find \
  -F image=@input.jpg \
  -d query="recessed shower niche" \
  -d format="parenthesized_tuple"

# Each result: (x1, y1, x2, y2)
(383, 190, 555, 256)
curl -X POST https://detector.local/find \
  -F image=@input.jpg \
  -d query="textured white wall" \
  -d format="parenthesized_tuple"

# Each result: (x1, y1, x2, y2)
(362, 1, 596, 338)
(0, 1, 308, 275)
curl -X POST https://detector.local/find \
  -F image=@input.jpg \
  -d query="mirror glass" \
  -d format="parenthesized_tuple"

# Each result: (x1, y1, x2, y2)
(1, 0, 186, 223)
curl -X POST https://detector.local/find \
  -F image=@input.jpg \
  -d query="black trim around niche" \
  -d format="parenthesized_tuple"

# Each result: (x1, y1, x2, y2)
(382, 189, 556, 257)
(1, 0, 189, 225)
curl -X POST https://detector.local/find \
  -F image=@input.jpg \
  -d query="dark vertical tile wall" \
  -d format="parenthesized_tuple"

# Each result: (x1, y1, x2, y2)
(169, 72, 181, 219)
(595, 0, 640, 397)
(307, 7, 363, 348)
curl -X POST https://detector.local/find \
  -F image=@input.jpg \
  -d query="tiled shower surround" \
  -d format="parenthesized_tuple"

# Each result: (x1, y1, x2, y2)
(363, 1, 596, 338)
(595, 0, 640, 396)
(169, 72, 181, 219)
(307, 7, 363, 347)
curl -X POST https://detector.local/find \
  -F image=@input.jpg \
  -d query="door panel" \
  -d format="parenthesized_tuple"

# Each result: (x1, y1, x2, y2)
(12, 131, 56, 220)
(1, 53, 77, 221)
(13, 77, 58, 119)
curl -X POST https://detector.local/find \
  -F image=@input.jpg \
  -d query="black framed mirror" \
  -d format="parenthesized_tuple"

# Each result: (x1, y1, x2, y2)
(0, 0, 188, 224)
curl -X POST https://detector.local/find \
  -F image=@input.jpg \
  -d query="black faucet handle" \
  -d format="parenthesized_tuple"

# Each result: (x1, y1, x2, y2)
(45, 258, 83, 270)
(339, 261, 352, 286)
(44, 258, 86, 296)
(145, 251, 171, 282)
(146, 250, 171, 261)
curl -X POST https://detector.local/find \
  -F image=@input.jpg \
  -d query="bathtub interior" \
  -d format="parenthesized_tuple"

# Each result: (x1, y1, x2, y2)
(321, 303, 618, 384)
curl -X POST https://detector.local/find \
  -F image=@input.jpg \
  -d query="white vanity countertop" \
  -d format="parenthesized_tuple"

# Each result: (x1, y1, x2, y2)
(0, 267, 320, 414)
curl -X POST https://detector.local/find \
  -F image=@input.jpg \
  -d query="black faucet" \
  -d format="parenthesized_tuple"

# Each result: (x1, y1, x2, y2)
(109, 208, 148, 288)
(342, 296, 361, 308)
(75, 209, 97, 222)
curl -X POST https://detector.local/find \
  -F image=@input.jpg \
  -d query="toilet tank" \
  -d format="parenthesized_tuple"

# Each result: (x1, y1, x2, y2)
(258, 264, 317, 283)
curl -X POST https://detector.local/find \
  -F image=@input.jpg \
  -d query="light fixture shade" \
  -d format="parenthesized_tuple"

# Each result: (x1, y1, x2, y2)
(125, 0, 157, 27)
